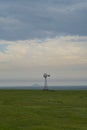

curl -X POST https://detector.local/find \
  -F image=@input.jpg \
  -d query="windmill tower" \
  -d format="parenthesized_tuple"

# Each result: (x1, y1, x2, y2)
(43, 73, 50, 90)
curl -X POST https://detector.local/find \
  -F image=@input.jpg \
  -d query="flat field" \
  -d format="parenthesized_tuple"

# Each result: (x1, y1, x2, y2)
(0, 90, 87, 130)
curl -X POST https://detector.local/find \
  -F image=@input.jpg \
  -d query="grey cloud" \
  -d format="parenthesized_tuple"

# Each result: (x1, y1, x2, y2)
(0, 0, 87, 40)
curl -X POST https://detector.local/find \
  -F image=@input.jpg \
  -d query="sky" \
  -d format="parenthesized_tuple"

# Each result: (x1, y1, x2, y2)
(0, 0, 87, 86)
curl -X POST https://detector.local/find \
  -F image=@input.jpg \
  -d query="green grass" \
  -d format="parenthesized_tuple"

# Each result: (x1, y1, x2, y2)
(0, 90, 87, 130)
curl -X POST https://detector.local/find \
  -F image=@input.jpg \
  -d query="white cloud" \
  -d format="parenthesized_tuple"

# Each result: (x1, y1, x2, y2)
(0, 36, 87, 68)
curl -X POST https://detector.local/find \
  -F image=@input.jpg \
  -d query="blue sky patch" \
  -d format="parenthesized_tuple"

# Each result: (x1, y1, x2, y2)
(0, 44, 8, 52)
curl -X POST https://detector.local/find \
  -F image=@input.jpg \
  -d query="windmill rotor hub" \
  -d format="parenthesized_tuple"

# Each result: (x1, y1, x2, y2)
(43, 73, 50, 78)
(43, 73, 48, 78)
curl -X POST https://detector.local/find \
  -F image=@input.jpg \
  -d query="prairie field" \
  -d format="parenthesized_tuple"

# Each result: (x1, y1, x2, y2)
(0, 90, 87, 130)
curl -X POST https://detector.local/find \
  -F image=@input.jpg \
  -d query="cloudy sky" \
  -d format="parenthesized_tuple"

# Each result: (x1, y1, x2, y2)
(0, 0, 87, 86)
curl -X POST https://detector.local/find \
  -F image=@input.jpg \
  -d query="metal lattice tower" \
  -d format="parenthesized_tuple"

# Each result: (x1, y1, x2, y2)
(43, 73, 50, 90)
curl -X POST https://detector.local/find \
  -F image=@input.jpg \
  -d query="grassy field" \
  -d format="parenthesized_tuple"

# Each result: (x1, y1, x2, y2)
(0, 90, 87, 130)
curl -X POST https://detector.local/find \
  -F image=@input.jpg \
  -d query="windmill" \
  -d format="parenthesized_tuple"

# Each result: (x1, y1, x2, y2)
(43, 73, 50, 90)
